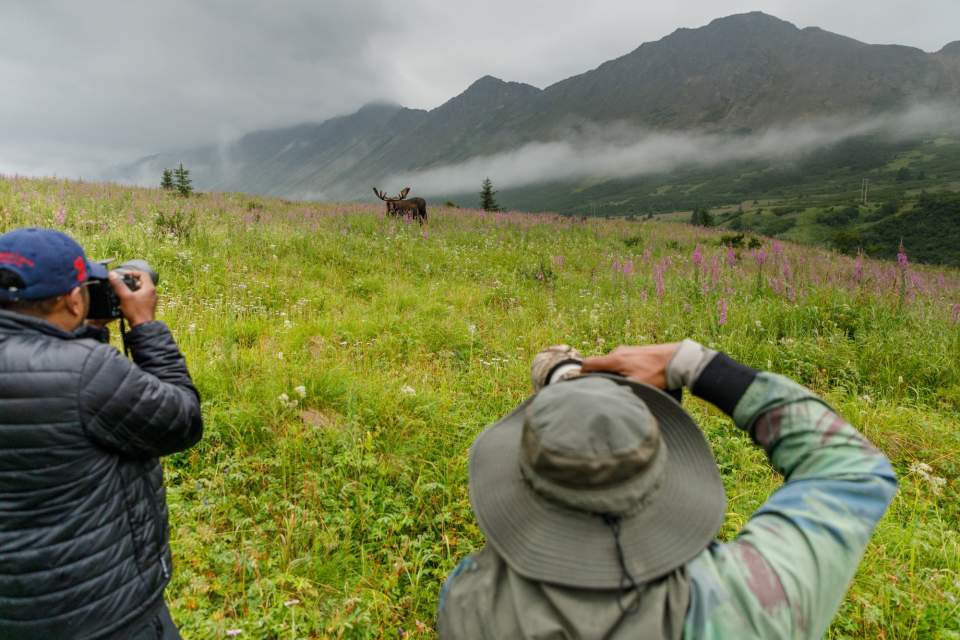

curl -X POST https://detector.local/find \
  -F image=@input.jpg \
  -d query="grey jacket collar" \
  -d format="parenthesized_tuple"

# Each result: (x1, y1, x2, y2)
(0, 309, 79, 339)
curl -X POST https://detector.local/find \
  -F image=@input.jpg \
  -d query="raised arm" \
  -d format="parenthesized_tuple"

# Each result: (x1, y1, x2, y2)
(583, 341, 898, 639)
(79, 321, 202, 458)
(78, 269, 202, 458)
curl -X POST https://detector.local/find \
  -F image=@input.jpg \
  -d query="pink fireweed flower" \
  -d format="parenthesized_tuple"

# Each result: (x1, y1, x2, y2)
(897, 242, 909, 269)
(754, 249, 768, 267)
(623, 259, 634, 277)
(725, 248, 736, 267)
(717, 298, 728, 326)
(654, 264, 666, 299)
(782, 258, 793, 281)
(854, 254, 864, 283)
(772, 240, 783, 255)
(55, 206, 66, 225)
(691, 245, 703, 267)
(910, 273, 925, 294)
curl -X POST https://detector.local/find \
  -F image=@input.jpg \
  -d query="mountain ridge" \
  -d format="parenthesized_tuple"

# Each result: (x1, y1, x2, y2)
(111, 11, 960, 202)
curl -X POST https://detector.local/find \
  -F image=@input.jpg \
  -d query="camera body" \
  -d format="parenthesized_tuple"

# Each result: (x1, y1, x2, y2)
(87, 260, 159, 320)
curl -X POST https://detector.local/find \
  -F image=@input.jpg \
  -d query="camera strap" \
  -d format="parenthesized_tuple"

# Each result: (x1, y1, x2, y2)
(120, 317, 131, 358)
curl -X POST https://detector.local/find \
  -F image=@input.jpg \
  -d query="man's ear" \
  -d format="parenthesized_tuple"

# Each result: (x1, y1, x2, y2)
(63, 286, 88, 324)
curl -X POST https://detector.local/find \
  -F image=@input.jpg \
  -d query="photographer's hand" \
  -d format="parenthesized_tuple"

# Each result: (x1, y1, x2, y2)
(580, 343, 681, 389)
(109, 270, 157, 327)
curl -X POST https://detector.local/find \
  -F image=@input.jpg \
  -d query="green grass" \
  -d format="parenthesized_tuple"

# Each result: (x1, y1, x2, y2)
(1, 176, 959, 638)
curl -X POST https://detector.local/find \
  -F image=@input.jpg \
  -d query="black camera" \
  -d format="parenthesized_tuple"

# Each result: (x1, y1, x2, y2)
(87, 260, 159, 320)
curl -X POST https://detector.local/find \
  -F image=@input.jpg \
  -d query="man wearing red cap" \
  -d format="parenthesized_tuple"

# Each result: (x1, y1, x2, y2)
(0, 228, 202, 639)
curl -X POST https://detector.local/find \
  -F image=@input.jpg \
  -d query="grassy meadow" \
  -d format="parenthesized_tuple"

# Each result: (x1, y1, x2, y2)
(1, 176, 959, 639)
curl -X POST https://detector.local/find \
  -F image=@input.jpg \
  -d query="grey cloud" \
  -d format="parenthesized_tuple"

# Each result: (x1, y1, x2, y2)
(0, 1, 957, 179)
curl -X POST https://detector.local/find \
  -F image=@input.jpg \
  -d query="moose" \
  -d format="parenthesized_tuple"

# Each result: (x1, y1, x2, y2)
(372, 186, 427, 223)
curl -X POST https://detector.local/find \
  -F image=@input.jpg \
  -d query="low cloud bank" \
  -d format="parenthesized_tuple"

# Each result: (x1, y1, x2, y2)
(386, 104, 960, 195)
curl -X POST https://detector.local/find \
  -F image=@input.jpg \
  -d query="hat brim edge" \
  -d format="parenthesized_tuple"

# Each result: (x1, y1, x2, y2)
(468, 374, 727, 589)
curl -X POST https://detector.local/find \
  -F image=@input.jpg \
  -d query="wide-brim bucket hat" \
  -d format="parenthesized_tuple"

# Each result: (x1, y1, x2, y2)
(468, 373, 726, 589)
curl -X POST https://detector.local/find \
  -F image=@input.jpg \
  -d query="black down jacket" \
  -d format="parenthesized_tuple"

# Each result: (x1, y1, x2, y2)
(0, 311, 203, 639)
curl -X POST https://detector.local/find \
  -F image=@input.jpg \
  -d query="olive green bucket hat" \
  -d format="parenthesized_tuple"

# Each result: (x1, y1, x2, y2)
(468, 374, 726, 589)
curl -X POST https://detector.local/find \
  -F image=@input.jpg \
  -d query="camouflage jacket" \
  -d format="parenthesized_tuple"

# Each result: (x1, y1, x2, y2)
(439, 359, 898, 639)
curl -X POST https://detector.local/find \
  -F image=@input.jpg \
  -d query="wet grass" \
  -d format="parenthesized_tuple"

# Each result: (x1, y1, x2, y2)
(1, 176, 958, 638)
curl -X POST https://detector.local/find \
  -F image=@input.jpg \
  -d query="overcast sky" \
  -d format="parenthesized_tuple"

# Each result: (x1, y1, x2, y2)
(1, 0, 957, 178)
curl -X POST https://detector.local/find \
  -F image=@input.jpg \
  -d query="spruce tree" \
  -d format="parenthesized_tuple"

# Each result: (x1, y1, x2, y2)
(690, 207, 714, 227)
(173, 163, 192, 197)
(479, 178, 500, 212)
(160, 169, 174, 190)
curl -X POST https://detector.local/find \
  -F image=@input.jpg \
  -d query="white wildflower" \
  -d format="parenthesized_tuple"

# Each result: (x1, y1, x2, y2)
(283, 599, 300, 607)
(278, 393, 299, 409)
(401, 385, 416, 396)
(909, 461, 932, 475)
(294, 385, 307, 398)
(909, 461, 947, 496)
(929, 476, 947, 495)
(226, 630, 242, 637)
(277, 351, 284, 360)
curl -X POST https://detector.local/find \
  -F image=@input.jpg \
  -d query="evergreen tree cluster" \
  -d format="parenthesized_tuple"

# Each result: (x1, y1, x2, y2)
(690, 207, 714, 227)
(160, 163, 193, 197)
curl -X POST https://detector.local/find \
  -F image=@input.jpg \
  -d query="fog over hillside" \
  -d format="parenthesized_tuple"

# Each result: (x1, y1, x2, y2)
(386, 104, 960, 195)
(104, 11, 960, 206)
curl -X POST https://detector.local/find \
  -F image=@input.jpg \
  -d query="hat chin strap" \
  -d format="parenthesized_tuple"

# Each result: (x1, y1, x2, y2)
(601, 513, 641, 614)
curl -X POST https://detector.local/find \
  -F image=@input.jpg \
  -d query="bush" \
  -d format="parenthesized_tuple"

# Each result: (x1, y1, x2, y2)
(818, 205, 860, 227)
(720, 233, 745, 247)
(154, 208, 196, 241)
(771, 205, 798, 216)
(623, 235, 644, 248)
(832, 229, 862, 254)
(760, 216, 797, 236)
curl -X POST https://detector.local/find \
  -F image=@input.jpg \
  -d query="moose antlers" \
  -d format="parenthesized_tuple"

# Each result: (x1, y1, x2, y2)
(372, 187, 411, 201)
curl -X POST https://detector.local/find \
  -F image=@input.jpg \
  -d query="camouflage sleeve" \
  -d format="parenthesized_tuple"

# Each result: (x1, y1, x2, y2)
(684, 368, 897, 639)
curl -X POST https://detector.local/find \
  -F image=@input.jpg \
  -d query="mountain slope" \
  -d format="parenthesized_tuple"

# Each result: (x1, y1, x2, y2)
(114, 12, 960, 202)
(519, 12, 958, 132)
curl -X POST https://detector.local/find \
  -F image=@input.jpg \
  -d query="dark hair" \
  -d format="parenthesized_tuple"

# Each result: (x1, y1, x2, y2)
(0, 269, 60, 315)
